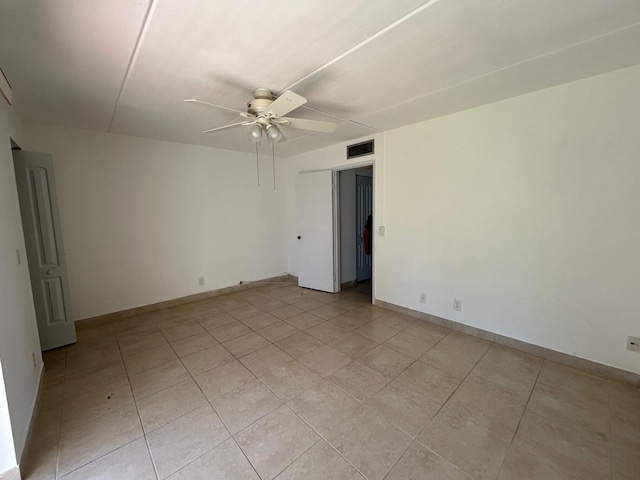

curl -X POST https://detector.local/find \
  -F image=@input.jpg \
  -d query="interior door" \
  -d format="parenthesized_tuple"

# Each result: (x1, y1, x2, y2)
(356, 174, 373, 281)
(13, 151, 77, 351)
(296, 170, 337, 292)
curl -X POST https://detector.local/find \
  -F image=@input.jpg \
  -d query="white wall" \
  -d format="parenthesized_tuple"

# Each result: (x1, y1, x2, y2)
(0, 100, 43, 469)
(377, 64, 640, 374)
(283, 134, 384, 287)
(339, 167, 373, 283)
(22, 124, 289, 320)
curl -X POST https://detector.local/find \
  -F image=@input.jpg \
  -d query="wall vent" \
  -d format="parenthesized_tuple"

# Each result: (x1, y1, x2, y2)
(347, 139, 374, 159)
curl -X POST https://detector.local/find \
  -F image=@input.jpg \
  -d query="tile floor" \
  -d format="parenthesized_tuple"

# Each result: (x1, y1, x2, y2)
(22, 281, 640, 479)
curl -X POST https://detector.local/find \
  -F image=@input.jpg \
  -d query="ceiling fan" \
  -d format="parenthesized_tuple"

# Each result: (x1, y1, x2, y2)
(185, 88, 337, 142)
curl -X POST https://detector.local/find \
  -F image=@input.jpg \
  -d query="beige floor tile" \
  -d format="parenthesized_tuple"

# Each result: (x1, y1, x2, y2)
(353, 323, 398, 343)
(611, 411, 640, 451)
(167, 437, 260, 480)
(147, 405, 230, 479)
(216, 297, 251, 311)
(329, 361, 390, 402)
(170, 332, 217, 358)
(306, 321, 352, 343)
(498, 409, 610, 480)
(252, 297, 288, 312)
(386, 442, 472, 480)
(271, 304, 306, 320)
(328, 313, 370, 331)
(159, 320, 206, 342)
(359, 345, 414, 378)
(366, 381, 440, 438)
(283, 312, 325, 330)
(331, 332, 379, 358)
(59, 437, 155, 480)
(612, 445, 640, 480)
(228, 304, 263, 320)
(57, 403, 143, 476)
(538, 361, 609, 405)
(444, 381, 525, 434)
(465, 363, 535, 405)
(61, 378, 133, 432)
(434, 332, 491, 362)
(124, 343, 178, 376)
(418, 408, 512, 480)
(223, 331, 271, 357)
(420, 347, 477, 380)
(527, 382, 609, 438)
(402, 322, 450, 343)
(310, 304, 351, 320)
(119, 331, 168, 357)
(610, 382, 640, 420)
(299, 345, 352, 377)
(20, 435, 59, 480)
(290, 297, 325, 312)
(275, 440, 365, 480)
(478, 345, 542, 381)
(213, 378, 283, 433)
(288, 381, 361, 436)
(396, 361, 461, 405)
(137, 379, 208, 432)
(374, 312, 417, 331)
(260, 361, 322, 402)
(240, 311, 281, 330)
(129, 359, 190, 399)
(196, 313, 237, 331)
(383, 332, 436, 359)
(235, 405, 320, 480)
(180, 344, 234, 376)
(194, 360, 256, 401)
(209, 321, 252, 342)
(63, 362, 128, 400)
(66, 344, 123, 378)
(326, 407, 413, 480)
(258, 321, 300, 342)
(240, 345, 295, 377)
(275, 331, 325, 358)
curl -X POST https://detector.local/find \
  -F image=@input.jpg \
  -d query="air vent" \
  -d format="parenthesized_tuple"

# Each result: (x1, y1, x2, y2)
(347, 140, 374, 159)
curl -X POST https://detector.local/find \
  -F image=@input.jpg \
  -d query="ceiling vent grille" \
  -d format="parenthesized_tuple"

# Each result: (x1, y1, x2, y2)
(347, 139, 374, 159)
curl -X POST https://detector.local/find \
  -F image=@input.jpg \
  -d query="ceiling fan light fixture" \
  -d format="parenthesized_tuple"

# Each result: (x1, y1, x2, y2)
(249, 124, 262, 142)
(266, 124, 282, 142)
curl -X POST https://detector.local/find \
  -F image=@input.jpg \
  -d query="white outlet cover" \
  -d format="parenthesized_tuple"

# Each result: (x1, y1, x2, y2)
(378, 226, 385, 236)
(628, 336, 640, 352)
(453, 298, 462, 311)
(419, 293, 426, 304)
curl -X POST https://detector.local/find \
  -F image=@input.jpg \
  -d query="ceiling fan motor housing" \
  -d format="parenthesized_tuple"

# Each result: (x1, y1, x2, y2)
(247, 88, 275, 116)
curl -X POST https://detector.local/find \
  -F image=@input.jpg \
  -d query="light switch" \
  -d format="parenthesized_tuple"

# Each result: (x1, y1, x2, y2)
(378, 226, 385, 236)
(16, 249, 21, 265)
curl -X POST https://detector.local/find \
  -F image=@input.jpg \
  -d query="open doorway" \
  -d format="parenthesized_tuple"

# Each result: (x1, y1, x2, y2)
(337, 165, 373, 301)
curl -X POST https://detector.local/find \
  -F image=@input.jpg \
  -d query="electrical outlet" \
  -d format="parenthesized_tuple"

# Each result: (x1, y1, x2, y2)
(453, 298, 462, 311)
(32, 352, 36, 368)
(419, 293, 426, 304)
(627, 336, 640, 352)
(198, 277, 205, 286)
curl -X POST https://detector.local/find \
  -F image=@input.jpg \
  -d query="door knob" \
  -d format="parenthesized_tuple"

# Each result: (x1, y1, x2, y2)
(46, 270, 54, 275)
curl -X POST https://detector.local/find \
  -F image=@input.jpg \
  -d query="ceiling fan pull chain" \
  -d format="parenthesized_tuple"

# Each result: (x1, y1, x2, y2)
(256, 143, 260, 186)
(272, 142, 276, 191)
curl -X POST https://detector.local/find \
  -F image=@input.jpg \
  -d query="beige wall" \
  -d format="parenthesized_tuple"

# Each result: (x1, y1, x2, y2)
(377, 64, 640, 374)
(0, 100, 42, 468)
(21, 124, 289, 320)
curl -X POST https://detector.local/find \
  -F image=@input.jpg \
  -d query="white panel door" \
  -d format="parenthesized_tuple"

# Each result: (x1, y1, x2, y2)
(296, 171, 336, 292)
(13, 151, 77, 351)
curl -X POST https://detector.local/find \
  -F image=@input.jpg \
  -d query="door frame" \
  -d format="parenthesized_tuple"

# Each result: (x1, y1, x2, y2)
(332, 161, 375, 299)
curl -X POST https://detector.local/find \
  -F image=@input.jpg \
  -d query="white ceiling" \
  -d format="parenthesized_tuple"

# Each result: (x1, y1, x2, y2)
(2, 0, 640, 157)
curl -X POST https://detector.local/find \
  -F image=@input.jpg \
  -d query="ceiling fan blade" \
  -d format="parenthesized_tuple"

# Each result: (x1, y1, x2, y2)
(202, 121, 254, 134)
(267, 90, 307, 118)
(185, 99, 254, 118)
(277, 117, 337, 133)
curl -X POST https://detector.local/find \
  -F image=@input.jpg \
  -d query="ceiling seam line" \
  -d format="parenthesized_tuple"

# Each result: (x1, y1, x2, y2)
(279, 0, 443, 94)
(358, 18, 640, 120)
(106, 0, 158, 133)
